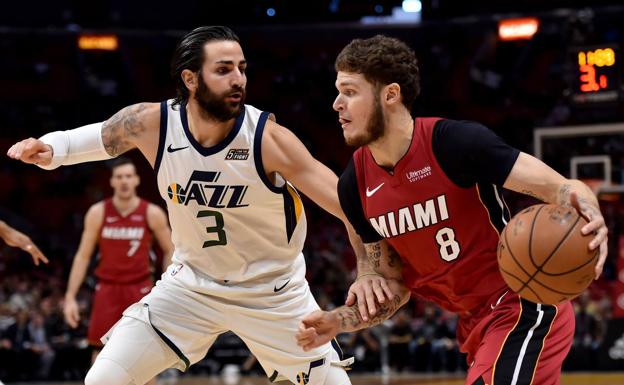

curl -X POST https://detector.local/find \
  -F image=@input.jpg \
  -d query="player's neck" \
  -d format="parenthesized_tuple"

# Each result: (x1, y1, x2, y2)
(186, 101, 235, 147)
(368, 113, 414, 170)
(112, 195, 140, 216)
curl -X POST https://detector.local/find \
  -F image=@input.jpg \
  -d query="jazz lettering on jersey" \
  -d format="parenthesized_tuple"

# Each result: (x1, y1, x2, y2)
(369, 194, 449, 238)
(101, 227, 145, 240)
(167, 170, 249, 208)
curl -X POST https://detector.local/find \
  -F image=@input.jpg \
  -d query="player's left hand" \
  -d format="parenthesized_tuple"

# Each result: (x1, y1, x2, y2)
(1, 227, 48, 266)
(296, 310, 340, 351)
(570, 192, 608, 279)
(345, 273, 393, 321)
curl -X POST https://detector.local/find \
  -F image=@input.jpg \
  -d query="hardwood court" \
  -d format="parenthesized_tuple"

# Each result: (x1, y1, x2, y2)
(9, 372, 624, 385)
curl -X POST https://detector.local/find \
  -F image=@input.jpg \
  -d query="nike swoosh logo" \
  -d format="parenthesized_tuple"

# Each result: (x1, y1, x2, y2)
(273, 279, 290, 292)
(366, 182, 385, 197)
(167, 144, 189, 153)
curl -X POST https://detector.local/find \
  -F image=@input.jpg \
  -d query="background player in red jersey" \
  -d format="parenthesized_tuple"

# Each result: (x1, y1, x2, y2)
(297, 35, 609, 385)
(63, 157, 174, 371)
(0, 219, 48, 265)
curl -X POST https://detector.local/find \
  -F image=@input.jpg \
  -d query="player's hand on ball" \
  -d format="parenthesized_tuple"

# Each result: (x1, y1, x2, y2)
(296, 310, 340, 351)
(63, 297, 81, 329)
(570, 192, 608, 279)
(345, 273, 393, 321)
(6, 138, 53, 166)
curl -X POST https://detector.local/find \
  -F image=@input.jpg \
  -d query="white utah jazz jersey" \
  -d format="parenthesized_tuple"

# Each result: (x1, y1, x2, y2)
(155, 100, 306, 283)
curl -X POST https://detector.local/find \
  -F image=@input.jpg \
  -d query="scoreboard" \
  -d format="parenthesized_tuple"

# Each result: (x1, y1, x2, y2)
(572, 45, 620, 104)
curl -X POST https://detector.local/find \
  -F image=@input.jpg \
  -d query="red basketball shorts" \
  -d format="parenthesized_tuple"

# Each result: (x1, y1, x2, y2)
(463, 292, 574, 385)
(87, 278, 153, 347)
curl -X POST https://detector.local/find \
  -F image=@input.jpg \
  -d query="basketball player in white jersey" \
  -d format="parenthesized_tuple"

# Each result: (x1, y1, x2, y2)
(7, 26, 373, 385)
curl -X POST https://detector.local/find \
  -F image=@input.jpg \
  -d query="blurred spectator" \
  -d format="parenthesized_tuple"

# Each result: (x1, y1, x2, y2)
(342, 328, 381, 373)
(388, 309, 413, 372)
(27, 311, 55, 379)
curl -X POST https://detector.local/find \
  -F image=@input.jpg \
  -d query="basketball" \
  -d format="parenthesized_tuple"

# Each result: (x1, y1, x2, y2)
(497, 204, 598, 305)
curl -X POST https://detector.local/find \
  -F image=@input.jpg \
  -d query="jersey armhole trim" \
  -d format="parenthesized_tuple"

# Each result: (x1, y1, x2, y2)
(253, 111, 285, 194)
(153, 101, 168, 174)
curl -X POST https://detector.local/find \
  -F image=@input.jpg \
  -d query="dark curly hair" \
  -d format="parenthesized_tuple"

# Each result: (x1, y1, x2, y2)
(335, 35, 420, 110)
(171, 26, 240, 107)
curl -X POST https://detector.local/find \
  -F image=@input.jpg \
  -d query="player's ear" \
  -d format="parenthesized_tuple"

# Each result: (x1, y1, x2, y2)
(181, 69, 197, 92)
(384, 83, 401, 104)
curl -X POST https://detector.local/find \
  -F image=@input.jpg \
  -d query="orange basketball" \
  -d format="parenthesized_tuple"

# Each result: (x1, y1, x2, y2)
(497, 204, 598, 305)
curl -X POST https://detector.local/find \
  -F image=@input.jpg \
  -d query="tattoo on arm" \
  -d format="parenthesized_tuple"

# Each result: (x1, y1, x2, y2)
(365, 243, 382, 269)
(557, 184, 572, 206)
(337, 294, 403, 331)
(521, 189, 545, 201)
(101, 103, 148, 156)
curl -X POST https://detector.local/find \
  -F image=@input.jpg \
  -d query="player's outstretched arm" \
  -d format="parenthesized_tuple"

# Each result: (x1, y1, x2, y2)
(260, 120, 346, 222)
(297, 277, 409, 351)
(262, 121, 400, 313)
(503, 152, 608, 279)
(7, 102, 161, 168)
(0, 220, 48, 266)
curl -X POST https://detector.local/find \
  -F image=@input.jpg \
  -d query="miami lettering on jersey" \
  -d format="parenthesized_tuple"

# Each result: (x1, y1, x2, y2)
(101, 226, 145, 240)
(167, 170, 249, 208)
(369, 194, 449, 238)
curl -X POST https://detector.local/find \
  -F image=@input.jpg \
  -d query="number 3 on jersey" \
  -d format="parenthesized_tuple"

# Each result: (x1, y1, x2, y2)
(435, 227, 460, 261)
(197, 210, 227, 247)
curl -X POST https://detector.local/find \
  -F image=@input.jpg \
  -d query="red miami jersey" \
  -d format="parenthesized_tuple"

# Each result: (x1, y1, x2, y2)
(96, 199, 152, 283)
(339, 117, 520, 345)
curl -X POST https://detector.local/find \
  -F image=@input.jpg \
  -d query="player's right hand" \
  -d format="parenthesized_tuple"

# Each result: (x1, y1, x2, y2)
(570, 191, 608, 279)
(345, 273, 393, 321)
(296, 310, 340, 351)
(63, 297, 81, 328)
(6, 138, 53, 166)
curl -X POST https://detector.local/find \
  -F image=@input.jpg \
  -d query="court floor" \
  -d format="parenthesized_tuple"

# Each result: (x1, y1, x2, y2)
(6, 372, 624, 385)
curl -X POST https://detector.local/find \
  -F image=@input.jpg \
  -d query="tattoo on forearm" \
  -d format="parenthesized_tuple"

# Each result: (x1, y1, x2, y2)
(521, 189, 545, 201)
(101, 103, 148, 156)
(337, 294, 403, 331)
(337, 307, 364, 330)
(365, 243, 382, 269)
(557, 184, 572, 205)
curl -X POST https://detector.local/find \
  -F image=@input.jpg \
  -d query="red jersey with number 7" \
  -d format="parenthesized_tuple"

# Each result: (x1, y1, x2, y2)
(349, 117, 509, 316)
(96, 199, 152, 283)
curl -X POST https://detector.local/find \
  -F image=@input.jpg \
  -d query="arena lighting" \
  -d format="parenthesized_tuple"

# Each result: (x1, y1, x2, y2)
(498, 17, 539, 41)
(402, 0, 422, 13)
(78, 34, 119, 51)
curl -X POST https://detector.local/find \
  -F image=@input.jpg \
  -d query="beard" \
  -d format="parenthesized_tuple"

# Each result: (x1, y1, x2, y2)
(194, 73, 246, 122)
(344, 94, 385, 147)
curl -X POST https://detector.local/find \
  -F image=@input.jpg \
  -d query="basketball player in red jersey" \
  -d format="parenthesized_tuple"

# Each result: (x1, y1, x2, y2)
(63, 157, 174, 372)
(297, 35, 608, 385)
